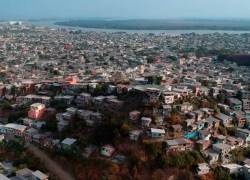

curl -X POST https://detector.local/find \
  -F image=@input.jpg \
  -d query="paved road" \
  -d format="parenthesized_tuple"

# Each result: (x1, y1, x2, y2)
(27, 144, 75, 180)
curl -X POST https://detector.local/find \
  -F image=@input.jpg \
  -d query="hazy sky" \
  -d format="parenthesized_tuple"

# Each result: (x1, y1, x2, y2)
(1, 0, 250, 20)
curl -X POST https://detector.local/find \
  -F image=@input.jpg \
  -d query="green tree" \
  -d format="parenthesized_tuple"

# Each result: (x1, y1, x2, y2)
(214, 167, 232, 180)
(41, 120, 58, 132)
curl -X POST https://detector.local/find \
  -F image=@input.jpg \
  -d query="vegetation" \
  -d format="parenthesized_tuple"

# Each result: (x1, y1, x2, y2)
(231, 147, 250, 163)
(91, 119, 131, 146)
(164, 151, 204, 169)
(213, 167, 232, 180)
(50, 99, 68, 111)
(8, 110, 26, 123)
(217, 54, 250, 66)
(147, 76, 162, 85)
(41, 119, 58, 132)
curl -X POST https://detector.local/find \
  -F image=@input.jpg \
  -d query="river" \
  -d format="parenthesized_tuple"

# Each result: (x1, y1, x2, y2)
(30, 20, 250, 35)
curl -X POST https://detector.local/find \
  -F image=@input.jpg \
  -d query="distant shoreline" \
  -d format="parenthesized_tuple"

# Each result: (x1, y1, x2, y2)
(54, 19, 250, 31)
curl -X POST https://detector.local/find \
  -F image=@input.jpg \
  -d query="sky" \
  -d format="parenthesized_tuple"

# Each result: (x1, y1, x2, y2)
(1, 0, 250, 20)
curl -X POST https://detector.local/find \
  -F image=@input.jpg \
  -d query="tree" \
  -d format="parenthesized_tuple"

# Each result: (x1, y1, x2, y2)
(8, 110, 26, 123)
(128, 154, 140, 170)
(236, 90, 243, 100)
(213, 167, 232, 180)
(213, 105, 220, 115)
(50, 99, 68, 111)
(0, 101, 12, 110)
(144, 142, 162, 159)
(217, 94, 226, 103)
(41, 120, 57, 132)
(152, 169, 166, 180)
(91, 122, 118, 145)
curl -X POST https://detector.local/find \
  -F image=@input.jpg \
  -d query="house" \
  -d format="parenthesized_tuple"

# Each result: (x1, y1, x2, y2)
(89, 112, 102, 126)
(107, 85, 117, 94)
(66, 107, 78, 115)
(17, 95, 51, 105)
(148, 128, 165, 138)
(212, 143, 231, 161)
(197, 86, 210, 96)
(75, 93, 92, 108)
(32, 170, 49, 180)
(163, 92, 175, 104)
(32, 121, 46, 130)
(204, 116, 220, 129)
(100, 144, 115, 157)
(163, 138, 193, 153)
(205, 149, 220, 164)
(4, 123, 27, 137)
(221, 89, 237, 97)
(77, 109, 92, 121)
(228, 98, 242, 111)
(185, 119, 195, 128)
(0, 174, 10, 180)
(242, 99, 250, 111)
(16, 168, 33, 179)
(62, 112, 73, 121)
(169, 124, 183, 138)
(77, 109, 102, 126)
(129, 130, 142, 141)
(54, 95, 74, 105)
(196, 140, 211, 151)
(196, 163, 210, 175)
(0, 134, 4, 142)
(226, 136, 244, 149)
(235, 128, 250, 140)
(221, 164, 243, 175)
(111, 154, 126, 164)
(214, 113, 233, 127)
(218, 103, 230, 113)
(243, 164, 250, 180)
(154, 115, 164, 126)
(61, 138, 77, 149)
(24, 128, 39, 142)
(199, 129, 211, 140)
(242, 90, 250, 99)
(234, 112, 247, 128)
(28, 103, 46, 120)
(93, 96, 106, 108)
(104, 96, 124, 111)
(141, 117, 152, 127)
(57, 119, 69, 132)
(129, 111, 141, 121)
(193, 110, 205, 121)
(82, 145, 98, 158)
(195, 121, 205, 130)
(117, 84, 129, 94)
(174, 102, 193, 113)
(246, 111, 250, 125)
(15, 168, 48, 180)
(162, 104, 172, 116)
(0, 161, 14, 176)
(200, 108, 214, 117)
(216, 134, 226, 143)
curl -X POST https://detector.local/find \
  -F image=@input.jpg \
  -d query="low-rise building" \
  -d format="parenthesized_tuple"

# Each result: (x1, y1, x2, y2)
(148, 128, 165, 138)
(196, 163, 210, 176)
(28, 103, 46, 120)
(100, 144, 115, 157)
(163, 138, 193, 153)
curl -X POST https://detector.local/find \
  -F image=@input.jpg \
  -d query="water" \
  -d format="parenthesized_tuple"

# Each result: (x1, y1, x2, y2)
(30, 20, 250, 35)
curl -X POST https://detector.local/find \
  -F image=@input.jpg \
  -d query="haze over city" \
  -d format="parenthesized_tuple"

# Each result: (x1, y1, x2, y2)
(1, 0, 250, 20)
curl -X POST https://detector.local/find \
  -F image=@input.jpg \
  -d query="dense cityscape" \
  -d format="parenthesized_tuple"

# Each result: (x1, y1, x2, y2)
(0, 21, 249, 179)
